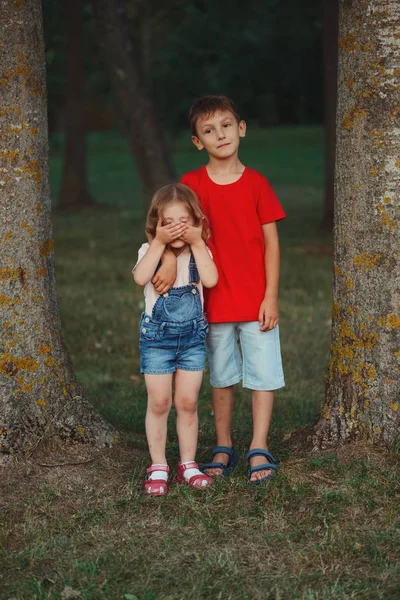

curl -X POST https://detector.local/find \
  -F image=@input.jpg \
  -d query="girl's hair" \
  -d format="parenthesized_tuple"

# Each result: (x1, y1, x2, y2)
(145, 183, 211, 244)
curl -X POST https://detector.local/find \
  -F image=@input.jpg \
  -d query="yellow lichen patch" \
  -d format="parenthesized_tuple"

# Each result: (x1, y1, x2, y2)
(21, 221, 27, 228)
(353, 253, 381, 270)
(395, 159, 400, 168)
(339, 33, 360, 52)
(38, 267, 46, 277)
(17, 376, 24, 385)
(0, 354, 38, 376)
(378, 314, 400, 329)
(346, 278, 354, 289)
(325, 410, 331, 420)
(37, 398, 46, 407)
(342, 106, 367, 130)
(345, 78, 355, 88)
(40, 239, 55, 257)
(390, 403, 399, 412)
(347, 307, 354, 315)
(45, 356, 55, 367)
(375, 427, 381, 434)
(332, 302, 339, 318)
(371, 130, 384, 137)
(38, 344, 51, 356)
(76, 426, 85, 435)
(0, 294, 12, 307)
(0, 267, 22, 283)
(334, 266, 341, 276)
(30, 127, 38, 136)
(21, 383, 33, 392)
(364, 400, 370, 408)
(395, 350, 400, 357)
(62, 386, 68, 396)
(35, 203, 41, 215)
(22, 160, 42, 185)
(70, 383, 75, 390)
(338, 406, 345, 414)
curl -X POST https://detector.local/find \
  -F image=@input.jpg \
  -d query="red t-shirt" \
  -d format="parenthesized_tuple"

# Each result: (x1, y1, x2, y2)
(180, 166, 286, 323)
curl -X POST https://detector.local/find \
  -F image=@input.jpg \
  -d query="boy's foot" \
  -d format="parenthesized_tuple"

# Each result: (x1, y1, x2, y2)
(201, 446, 238, 477)
(248, 455, 273, 482)
(246, 449, 278, 485)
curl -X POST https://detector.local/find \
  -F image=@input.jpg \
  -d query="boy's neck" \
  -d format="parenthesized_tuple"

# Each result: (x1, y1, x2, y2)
(206, 153, 245, 175)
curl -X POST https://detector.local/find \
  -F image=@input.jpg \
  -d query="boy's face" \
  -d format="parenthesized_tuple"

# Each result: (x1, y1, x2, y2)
(191, 110, 246, 159)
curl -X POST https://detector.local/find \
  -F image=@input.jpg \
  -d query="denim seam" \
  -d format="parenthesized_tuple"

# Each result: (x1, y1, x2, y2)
(210, 375, 241, 388)
(242, 378, 285, 391)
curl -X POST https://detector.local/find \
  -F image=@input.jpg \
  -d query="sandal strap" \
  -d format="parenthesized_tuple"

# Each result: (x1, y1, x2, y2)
(200, 461, 227, 471)
(212, 445, 233, 457)
(245, 448, 277, 465)
(146, 464, 170, 475)
(179, 461, 199, 471)
(248, 463, 278, 474)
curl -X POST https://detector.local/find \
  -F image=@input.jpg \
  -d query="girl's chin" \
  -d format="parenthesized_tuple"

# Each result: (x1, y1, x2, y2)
(169, 240, 186, 248)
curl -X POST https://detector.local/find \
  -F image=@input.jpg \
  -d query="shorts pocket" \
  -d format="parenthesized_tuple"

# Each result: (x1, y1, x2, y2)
(139, 318, 159, 342)
(196, 321, 209, 340)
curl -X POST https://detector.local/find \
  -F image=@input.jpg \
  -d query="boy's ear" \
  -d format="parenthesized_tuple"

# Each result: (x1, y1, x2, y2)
(191, 135, 204, 151)
(239, 120, 247, 138)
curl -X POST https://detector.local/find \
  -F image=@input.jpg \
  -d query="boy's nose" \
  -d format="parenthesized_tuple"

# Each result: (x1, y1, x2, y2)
(216, 129, 226, 140)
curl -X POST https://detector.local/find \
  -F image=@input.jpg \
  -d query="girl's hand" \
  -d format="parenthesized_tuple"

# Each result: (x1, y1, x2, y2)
(155, 218, 187, 245)
(181, 221, 204, 246)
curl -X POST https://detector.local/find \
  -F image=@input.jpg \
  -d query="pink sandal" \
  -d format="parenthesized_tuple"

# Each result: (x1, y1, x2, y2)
(177, 461, 213, 488)
(144, 465, 170, 496)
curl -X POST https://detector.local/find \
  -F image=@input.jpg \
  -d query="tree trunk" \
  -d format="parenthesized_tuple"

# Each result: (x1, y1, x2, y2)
(313, 0, 400, 448)
(320, 0, 339, 232)
(58, 0, 93, 209)
(92, 0, 175, 205)
(0, 0, 113, 453)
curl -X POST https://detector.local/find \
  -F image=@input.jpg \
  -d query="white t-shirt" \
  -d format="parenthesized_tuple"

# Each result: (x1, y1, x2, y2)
(135, 243, 211, 316)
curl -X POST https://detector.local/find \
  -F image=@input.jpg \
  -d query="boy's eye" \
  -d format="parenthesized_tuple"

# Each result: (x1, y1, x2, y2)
(204, 129, 212, 134)
(223, 123, 231, 127)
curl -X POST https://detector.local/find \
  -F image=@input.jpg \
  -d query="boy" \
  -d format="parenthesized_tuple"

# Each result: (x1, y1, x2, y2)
(152, 95, 285, 483)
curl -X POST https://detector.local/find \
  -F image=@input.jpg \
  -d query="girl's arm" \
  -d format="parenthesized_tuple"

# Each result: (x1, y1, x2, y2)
(258, 222, 280, 331)
(191, 240, 218, 288)
(133, 219, 185, 286)
(182, 224, 218, 288)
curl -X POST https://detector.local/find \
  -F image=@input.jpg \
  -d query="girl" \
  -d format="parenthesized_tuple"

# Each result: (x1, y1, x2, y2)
(133, 183, 218, 496)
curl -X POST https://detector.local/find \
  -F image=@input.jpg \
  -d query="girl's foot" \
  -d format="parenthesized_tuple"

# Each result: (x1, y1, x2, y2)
(177, 461, 213, 488)
(144, 464, 170, 496)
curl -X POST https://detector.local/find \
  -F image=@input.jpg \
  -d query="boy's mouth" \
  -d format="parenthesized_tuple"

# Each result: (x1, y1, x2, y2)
(217, 143, 230, 148)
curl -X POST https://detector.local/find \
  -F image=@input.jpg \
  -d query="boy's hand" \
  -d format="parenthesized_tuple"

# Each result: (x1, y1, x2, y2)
(152, 249, 177, 294)
(258, 297, 279, 331)
(181, 221, 204, 246)
(155, 218, 187, 246)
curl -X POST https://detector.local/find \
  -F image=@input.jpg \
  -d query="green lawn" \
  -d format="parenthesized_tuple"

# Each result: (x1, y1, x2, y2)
(2, 127, 399, 600)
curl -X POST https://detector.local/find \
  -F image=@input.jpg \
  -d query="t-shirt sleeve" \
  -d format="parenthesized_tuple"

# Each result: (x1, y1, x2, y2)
(133, 242, 149, 270)
(256, 177, 286, 224)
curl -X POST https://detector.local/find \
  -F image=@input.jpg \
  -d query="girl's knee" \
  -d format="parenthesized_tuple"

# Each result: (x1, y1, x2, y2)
(148, 396, 172, 415)
(175, 395, 198, 414)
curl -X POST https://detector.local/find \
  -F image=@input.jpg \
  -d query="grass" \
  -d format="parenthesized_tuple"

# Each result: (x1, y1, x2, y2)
(1, 127, 399, 600)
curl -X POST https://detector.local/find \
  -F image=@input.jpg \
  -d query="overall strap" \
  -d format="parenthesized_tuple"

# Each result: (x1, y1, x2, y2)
(188, 252, 199, 283)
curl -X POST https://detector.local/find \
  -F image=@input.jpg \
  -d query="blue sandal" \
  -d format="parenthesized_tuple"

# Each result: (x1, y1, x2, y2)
(246, 448, 278, 485)
(200, 445, 238, 476)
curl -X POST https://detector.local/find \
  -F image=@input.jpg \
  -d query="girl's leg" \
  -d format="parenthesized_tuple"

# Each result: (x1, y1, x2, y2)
(144, 373, 173, 464)
(173, 369, 203, 463)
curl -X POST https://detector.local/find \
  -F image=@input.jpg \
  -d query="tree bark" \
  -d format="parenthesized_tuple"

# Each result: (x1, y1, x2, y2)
(0, 0, 113, 453)
(320, 0, 339, 232)
(92, 0, 175, 205)
(313, 0, 400, 448)
(58, 0, 93, 209)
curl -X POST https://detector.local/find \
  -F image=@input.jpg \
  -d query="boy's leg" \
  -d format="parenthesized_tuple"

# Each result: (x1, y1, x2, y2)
(144, 373, 173, 464)
(206, 385, 235, 475)
(205, 323, 241, 476)
(249, 390, 274, 481)
(174, 369, 203, 463)
(239, 322, 285, 482)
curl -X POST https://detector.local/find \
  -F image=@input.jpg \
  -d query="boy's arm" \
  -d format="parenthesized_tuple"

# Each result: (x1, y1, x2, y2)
(258, 222, 280, 331)
(151, 248, 177, 295)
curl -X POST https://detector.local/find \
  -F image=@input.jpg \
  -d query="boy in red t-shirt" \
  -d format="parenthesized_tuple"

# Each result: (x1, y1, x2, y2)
(152, 95, 286, 484)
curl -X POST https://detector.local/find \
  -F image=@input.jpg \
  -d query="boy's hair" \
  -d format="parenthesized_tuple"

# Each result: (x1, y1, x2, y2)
(146, 183, 211, 244)
(189, 95, 240, 136)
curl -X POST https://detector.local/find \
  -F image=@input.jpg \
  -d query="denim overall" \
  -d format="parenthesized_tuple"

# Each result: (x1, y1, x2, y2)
(139, 253, 208, 374)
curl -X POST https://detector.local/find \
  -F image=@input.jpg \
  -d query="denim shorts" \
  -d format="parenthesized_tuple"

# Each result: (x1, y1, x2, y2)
(139, 313, 208, 375)
(206, 322, 285, 391)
